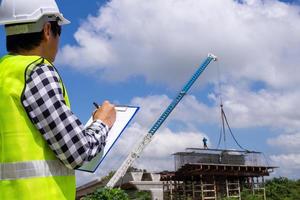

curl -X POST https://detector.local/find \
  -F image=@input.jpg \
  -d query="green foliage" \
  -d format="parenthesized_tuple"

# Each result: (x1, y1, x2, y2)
(82, 187, 152, 200)
(241, 193, 263, 200)
(221, 177, 300, 200)
(126, 190, 152, 200)
(82, 188, 129, 200)
(133, 191, 152, 200)
(222, 198, 240, 200)
(265, 177, 300, 200)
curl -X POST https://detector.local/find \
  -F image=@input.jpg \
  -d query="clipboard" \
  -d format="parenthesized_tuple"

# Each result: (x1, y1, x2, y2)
(77, 105, 139, 173)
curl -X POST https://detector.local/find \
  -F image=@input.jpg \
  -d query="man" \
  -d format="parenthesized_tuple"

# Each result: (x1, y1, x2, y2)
(203, 137, 208, 149)
(0, 0, 116, 199)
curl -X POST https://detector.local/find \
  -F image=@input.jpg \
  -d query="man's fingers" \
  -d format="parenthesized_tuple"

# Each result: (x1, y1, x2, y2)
(93, 100, 116, 128)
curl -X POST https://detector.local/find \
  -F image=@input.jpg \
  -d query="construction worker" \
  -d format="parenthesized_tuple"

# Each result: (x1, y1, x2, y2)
(203, 137, 208, 149)
(0, 0, 116, 199)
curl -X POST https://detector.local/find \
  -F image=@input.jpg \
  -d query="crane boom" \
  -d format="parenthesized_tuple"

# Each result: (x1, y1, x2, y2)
(106, 54, 217, 188)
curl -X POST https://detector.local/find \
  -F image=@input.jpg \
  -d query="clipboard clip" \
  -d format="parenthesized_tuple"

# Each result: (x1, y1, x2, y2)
(116, 106, 128, 112)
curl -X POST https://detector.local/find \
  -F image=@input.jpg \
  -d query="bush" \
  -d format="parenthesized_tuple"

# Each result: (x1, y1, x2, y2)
(82, 188, 129, 200)
(130, 191, 152, 200)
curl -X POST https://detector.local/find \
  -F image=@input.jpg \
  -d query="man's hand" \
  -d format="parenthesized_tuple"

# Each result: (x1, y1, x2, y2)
(93, 100, 116, 128)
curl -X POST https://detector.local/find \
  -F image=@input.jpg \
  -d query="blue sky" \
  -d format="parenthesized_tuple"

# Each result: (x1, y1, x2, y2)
(1, 0, 300, 186)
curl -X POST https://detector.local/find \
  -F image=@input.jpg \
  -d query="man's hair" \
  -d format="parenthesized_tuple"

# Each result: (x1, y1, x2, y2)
(6, 21, 61, 53)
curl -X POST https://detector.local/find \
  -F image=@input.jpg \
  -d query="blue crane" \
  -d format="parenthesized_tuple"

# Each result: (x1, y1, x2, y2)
(107, 54, 217, 188)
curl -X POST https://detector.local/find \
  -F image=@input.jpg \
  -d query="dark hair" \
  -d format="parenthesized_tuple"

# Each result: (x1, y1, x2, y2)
(6, 21, 61, 53)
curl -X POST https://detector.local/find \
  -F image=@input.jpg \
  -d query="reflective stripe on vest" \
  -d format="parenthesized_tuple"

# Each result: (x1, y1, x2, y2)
(0, 160, 74, 180)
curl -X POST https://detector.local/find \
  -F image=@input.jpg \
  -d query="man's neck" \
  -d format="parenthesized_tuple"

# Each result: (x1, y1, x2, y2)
(17, 46, 43, 57)
(10, 40, 55, 62)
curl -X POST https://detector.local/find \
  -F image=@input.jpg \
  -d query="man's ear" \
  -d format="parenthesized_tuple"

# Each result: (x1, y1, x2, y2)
(43, 22, 52, 41)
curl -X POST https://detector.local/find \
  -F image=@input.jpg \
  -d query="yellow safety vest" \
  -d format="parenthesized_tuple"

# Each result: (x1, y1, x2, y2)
(0, 55, 75, 199)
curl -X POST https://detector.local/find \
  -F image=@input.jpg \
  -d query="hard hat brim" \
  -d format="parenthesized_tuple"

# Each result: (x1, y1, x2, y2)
(4, 15, 71, 36)
(56, 13, 71, 25)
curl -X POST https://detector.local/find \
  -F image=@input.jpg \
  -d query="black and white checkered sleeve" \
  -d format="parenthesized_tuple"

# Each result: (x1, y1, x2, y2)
(21, 64, 109, 169)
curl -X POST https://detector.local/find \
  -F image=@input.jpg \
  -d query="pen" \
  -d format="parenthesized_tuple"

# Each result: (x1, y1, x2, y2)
(93, 102, 129, 112)
(93, 102, 100, 109)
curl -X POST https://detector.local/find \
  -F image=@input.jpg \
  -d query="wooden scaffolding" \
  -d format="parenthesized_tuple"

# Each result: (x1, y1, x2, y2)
(161, 149, 276, 200)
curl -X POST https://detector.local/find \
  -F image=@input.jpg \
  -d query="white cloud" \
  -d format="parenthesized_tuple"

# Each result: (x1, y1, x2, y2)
(210, 84, 300, 130)
(131, 94, 218, 128)
(267, 132, 300, 178)
(268, 133, 300, 152)
(143, 128, 208, 158)
(125, 125, 209, 172)
(270, 153, 300, 178)
(128, 86, 300, 132)
(58, 0, 300, 89)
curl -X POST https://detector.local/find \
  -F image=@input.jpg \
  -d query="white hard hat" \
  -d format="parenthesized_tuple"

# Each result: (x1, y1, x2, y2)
(0, 0, 70, 26)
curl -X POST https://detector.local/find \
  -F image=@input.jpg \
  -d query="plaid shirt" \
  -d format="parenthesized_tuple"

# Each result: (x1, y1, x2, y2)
(21, 63, 109, 169)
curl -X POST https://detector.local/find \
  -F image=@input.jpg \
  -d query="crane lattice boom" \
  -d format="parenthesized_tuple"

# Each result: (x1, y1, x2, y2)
(106, 54, 217, 188)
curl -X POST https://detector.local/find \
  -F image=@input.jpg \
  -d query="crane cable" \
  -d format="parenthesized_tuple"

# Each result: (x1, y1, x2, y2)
(216, 125, 222, 149)
(221, 106, 248, 151)
(216, 61, 226, 149)
(215, 61, 248, 151)
(216, 104, 227, 149)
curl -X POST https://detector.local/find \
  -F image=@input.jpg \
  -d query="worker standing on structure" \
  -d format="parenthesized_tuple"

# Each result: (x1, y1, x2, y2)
(203, 137, 208, 149)
(0, 1, 116, 199)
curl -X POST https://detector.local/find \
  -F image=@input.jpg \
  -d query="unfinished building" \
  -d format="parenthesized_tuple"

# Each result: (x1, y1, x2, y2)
(160, 148, 276, 200)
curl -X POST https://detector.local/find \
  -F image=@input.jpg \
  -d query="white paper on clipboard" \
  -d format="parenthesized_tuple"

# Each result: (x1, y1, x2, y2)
(77, 106, 139, 173)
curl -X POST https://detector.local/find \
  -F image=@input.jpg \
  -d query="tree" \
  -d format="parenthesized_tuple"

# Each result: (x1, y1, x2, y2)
(222, 177, 300, 200)
(265, 177, 300, 200)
